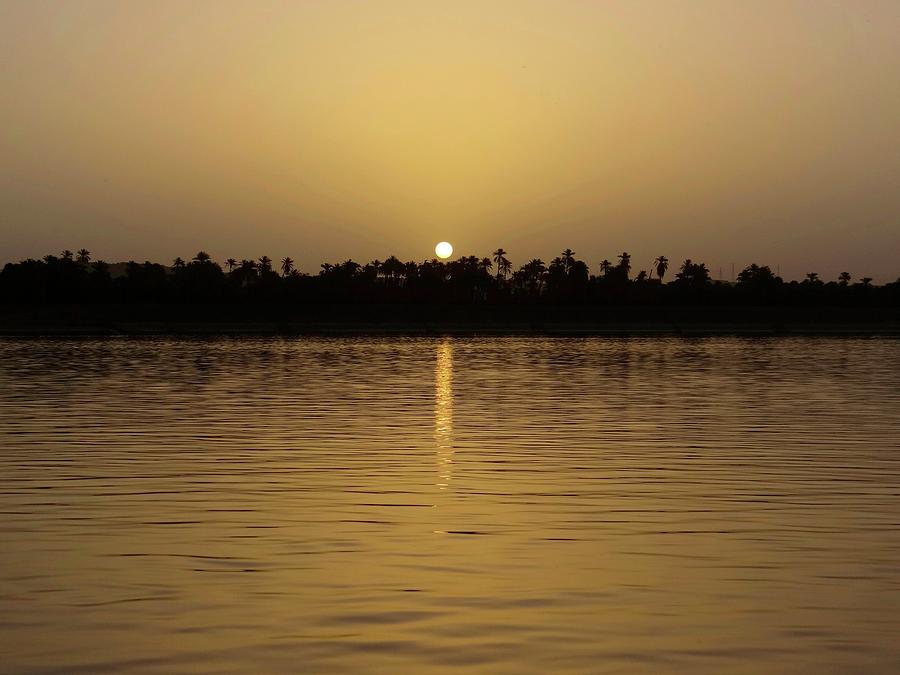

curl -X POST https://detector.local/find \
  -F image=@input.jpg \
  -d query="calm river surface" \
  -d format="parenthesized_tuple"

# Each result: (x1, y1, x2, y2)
(1, 337, 899, 674)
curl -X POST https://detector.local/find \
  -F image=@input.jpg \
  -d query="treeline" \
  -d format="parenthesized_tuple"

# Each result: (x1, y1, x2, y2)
(1, 248, 898, 308)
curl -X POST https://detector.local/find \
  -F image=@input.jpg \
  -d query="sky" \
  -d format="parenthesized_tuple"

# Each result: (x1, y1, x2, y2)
(1, 0, 898, 281)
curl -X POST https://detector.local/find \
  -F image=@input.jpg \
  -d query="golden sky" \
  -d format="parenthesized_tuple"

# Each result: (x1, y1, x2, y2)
(1, 0, 898, 280)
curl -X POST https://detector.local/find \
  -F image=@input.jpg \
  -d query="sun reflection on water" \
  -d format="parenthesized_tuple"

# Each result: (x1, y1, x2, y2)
(434, 339, 453, 489)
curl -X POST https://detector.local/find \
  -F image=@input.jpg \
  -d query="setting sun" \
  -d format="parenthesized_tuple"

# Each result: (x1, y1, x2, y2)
(435, 242, 453, 260)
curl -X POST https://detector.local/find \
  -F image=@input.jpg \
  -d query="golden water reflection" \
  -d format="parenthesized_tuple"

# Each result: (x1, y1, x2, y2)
(434, 339, 453, 489)
(2, 337, 900, 674)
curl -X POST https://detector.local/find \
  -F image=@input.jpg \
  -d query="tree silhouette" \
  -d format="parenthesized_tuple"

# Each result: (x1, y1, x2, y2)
(737, 264, 777, 285)
(676, 259, 710, 285)
(617, 252, 631, 279)
(492, 248, 511, 280)
(1, 246, 896, 314)
(519, 258, 546, 294)
(653, 256, 669, 281)
(382, 256, 404, 285)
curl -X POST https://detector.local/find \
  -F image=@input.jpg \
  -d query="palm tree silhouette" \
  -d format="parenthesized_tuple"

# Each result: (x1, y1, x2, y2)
(193, 251, 211, 264)
(225, 258, 237, 273)
(805, 272, 819, 283)
(238, 259, 257, 286)
(653, 256, 669, 281)
(369, 260, 382, 280)
(492, 248, 511, 280)
(561, 248, 575, 273)
(523, 259, 546, 293)
(618, 252, 631, 278)
(382, 256, 404, 284)
(838, 272, 851, 286)
(76, 249, 91, 264)
(280, 257, 294, 276)
(173, 257, 185, 269)
(61, 250, 74, 261)
(258, 256, 272, 274)
(599, 259, 612, 277)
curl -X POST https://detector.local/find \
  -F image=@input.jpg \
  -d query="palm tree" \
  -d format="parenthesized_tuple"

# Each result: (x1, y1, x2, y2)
(76, 249, 91, 264)
(382, 256, 404, 283)
(838, 272, 851, 286)
(492, 248, 511, 280)
(193, 251, 211, 264)
(369, 259, 382, 280)
(860, 277, 873, 287)
(258, 256, 272, 274)
(61, 250, 74, 261)
(479, 257, 493, 274)
(173, 257, 186, 269)
(618, 252, 631, 278)
(280, 257, 294, 276)
(402, 261, 417, 282)
(238, 259, 257, 286)
(599, 259, 613, 277)
(561, 248, 575, 273)
(225, 258, 237, 273)
(653, 256, 669, 281)
(524, 258, 546, 292)
(805, 272, 819, 283)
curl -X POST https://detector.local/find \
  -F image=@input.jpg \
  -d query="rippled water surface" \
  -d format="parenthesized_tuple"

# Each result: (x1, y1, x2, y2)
(1, 337, 899, 674)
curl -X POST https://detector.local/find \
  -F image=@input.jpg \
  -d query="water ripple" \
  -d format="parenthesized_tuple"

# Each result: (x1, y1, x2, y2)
(1, 336, 899, 673)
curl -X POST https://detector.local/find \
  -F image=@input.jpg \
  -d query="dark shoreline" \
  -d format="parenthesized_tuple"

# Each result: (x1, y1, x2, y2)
(3, 304, 899, 337)
(3, 322, 899, 337)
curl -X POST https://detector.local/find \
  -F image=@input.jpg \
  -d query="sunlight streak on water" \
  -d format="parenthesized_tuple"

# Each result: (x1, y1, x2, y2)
(0, 336, 899, 673)
(435, 339, 453, 491)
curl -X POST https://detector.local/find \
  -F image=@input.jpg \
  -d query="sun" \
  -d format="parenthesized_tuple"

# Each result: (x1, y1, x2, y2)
(435, 241, 453, 259)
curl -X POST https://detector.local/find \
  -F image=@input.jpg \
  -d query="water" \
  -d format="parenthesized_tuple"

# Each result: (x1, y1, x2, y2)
(1, 336, 899, 674)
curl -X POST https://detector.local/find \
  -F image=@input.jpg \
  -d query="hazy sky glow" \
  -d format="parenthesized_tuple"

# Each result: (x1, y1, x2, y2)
(1, 0, 898, 280)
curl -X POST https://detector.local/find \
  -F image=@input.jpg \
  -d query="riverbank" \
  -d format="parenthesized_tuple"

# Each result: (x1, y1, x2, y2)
(2, 303, 898, 336)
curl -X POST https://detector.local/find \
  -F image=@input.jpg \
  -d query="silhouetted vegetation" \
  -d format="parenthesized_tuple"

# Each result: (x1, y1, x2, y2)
(2, 249, 898, 310)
